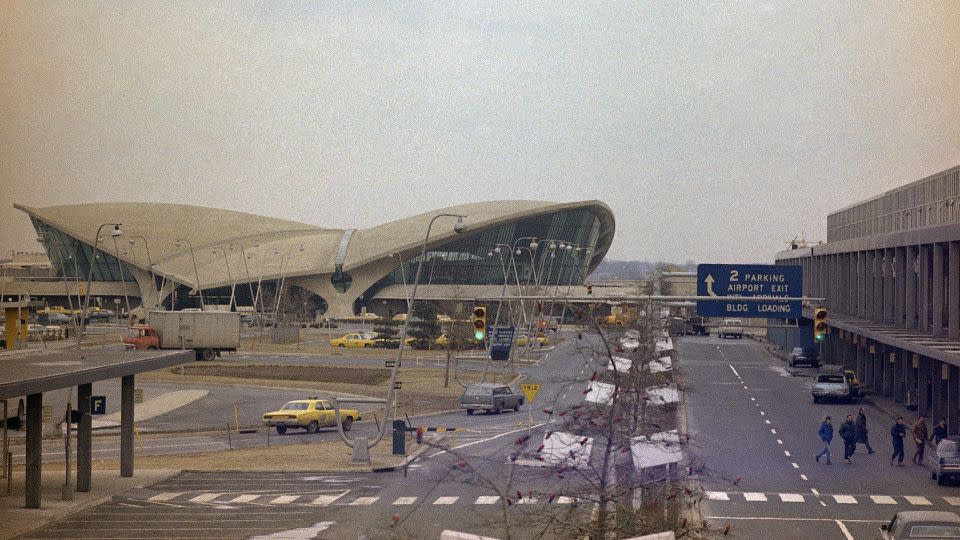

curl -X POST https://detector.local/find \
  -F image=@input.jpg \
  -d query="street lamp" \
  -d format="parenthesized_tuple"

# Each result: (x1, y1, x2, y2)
(211, 247, 236, 311)
(80, 223, 121, 342)
(488, 244, 514, 330)
(229, 242, 257, 316)
(128, 236, 159, 309)
(174, 238, 204, 310)
(389, 253, 410, 314)
(273, 243, 304, 325)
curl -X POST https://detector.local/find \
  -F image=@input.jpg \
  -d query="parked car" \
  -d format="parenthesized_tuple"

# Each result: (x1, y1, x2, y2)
(515, 333, 549, 347)
(373, 336, 414, 348)
(262, 398, 361, 435)
(928, 437, 960, 485)
(812, 370, 861, 403)
(328, 333, 375, 348)
(240, 313, 273, 326)
(39, 312, 73, 324)
(788, 346, 820, 367)
(459, 383, 524, 415)
(878, 511, 960, 539)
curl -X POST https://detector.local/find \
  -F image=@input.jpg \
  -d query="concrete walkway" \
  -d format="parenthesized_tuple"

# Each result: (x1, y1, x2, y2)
(98, 389, 208, 425)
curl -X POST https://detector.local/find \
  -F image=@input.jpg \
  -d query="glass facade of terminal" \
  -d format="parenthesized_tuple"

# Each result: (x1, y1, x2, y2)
(357, 208, 602, 305)
(31, 218, 137, 282)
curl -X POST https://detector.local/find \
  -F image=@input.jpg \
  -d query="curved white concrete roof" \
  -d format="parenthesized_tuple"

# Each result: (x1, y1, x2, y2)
(16, 200, 615, 291)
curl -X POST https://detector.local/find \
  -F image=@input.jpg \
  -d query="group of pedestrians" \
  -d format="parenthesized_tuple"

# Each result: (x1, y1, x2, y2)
(816, 408, 948, 466)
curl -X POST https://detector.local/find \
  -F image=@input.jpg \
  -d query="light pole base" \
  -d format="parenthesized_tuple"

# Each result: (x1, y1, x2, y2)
(351, 438, 371, 465)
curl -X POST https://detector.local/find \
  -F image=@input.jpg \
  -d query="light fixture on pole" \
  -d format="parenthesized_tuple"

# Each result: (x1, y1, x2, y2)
(128, 236, 160, 309)
(80, 224, 122, 343)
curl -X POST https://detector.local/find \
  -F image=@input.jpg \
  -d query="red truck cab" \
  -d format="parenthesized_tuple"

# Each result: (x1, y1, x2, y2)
(123, 324, 159, 350)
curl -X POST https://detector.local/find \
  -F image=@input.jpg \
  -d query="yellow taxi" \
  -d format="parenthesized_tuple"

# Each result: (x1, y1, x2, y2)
(515, 333, 550, 347)
(329, 333, 375, 348)
(437, 314, 453, 323)
(393, 313, 408, 321)
(262, 398, 362, 435)
(434, 333, 450, 348)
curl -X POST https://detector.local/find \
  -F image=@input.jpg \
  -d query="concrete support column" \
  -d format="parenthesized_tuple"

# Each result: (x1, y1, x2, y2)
(897, 247, 907, 327)
(77, 383, 92, 492)
(934, 243, 945, 337)
(856, 252, 864, 317)
(906, 246, 918, 329)
(865, 252, 874, 318)
(950, 241, 960, 340)
(875, 250, 885, 321)
(856, 342, 866, 383)
(950, 365, 960, 435)
(920, 357, 933, 418)
(894, 350, 905, 402)
(25, 393, 42, 509)
(920, 246, 930, 333)
(884, 249, 895, 324)
(120, 375, 135, 478)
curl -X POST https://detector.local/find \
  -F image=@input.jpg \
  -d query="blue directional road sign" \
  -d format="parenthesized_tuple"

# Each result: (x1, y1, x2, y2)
(696, 264, 802, 318)
(490, 326, 515, 361)
(91, 396, 106, 415)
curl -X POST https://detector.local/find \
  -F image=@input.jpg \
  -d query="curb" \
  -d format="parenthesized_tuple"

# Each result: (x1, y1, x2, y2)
(371, 441, 432, 472)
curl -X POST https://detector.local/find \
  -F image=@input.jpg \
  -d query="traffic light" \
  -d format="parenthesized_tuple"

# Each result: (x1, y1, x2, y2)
(813, 308, 828, 342)
(472, 306, 487, 341)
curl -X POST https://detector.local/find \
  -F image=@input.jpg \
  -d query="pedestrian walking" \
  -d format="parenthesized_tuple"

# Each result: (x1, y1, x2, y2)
(890, 417, 906, 466)
(912, 416, 929, 465)
(839, 414, 857, 464)
(931, 418, 948, 446)
(815, 416, 833, 465)
(855, 407, 875, 454)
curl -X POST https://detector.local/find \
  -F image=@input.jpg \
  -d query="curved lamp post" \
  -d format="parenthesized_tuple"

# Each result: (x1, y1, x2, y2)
(128, 236, 159, 309)
(80, 223, 122, 342)
(174, 238, 204, 310)
(332, 213, 466, 460)
(389, 252, 410, 314)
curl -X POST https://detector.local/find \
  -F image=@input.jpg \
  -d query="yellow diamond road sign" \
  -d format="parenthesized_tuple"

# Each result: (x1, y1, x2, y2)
(520, 383, 542, 403)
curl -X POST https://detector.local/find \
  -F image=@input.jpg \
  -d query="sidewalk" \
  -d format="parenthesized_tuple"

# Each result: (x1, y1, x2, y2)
(0, 468, 178, 540)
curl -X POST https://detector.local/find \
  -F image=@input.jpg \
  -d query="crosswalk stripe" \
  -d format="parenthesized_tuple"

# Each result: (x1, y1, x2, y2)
(393, 497, 417, 505)
(476, 496, 500, 505)
(833, 495, 857, 504)
(517, 498, 538, 504)
(311, 491, 348, 507)
(148, 492, 183, 502)
(706, 491, 729, 501)
(944, 497, 960, 506)
(743, 492, 767, 502)
(190, 493, 224, 503)
(433, 496, 459, 505)
(779, 494, 804, 503)
(227, 494, 259, 504)
(870, 495, 896, 505)
(905, 496, 932, 506)
(270, 495, 299, 504)
(350, 496, 380, 506)
(556, 497, 575, 504)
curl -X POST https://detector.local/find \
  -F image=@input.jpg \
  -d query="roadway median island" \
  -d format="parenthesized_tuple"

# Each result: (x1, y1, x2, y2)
(138, 362, 519, 416)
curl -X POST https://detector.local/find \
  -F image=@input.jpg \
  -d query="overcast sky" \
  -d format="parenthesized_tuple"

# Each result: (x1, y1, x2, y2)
(2, 2, 958, 264)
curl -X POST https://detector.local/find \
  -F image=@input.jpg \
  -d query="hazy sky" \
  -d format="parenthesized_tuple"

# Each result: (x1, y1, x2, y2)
(2, 2, 958, 263)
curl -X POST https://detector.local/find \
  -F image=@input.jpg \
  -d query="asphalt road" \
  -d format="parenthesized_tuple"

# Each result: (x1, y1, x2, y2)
(682, 334, 959, 539)
(23, 331, 618, 539)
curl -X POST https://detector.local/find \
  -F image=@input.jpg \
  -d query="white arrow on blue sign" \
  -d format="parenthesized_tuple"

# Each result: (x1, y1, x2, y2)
(696, 264, 802, 318)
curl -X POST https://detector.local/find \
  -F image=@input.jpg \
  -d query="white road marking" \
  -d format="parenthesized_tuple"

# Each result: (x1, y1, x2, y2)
(760, 411, 765, 416)
(706, 491, 729, 501)
(944, 496, 960, 506)
(835, 520, 854, 540)
(434, 496, 459, 505)
(779, 493, 804, 503)
(750, 397, 756, 401)
(743, 492, 767, 502)
(350, 496, 380, 505)
(784, 451, 790, 456)
(556, 497, 574, 504)
(148, 492, 183, 501)
(810, 488, 818, 496)
(729, 365, 741, 378)
(743, 386, 748, 389)
(820, 501, 827, 506)
(800, 475, 808, 481)
(250, 521, 334, 540)
(476, 496, 500, 505)
(517, 497, 538, 504)
(776, 439, 783, 444)
(311, 491, 348, 506)
(905, 496, 931, 505)
(764, 420, 771, 424)
(871, 495, 896, 505)
(428, 422, 549, 458)
(190, 493, 224, 503)
(227, 494, 259, 504)
(771, 429, 777, 434)
(791, 462, 799, 469)
(270, 495, 299, 504)
(393, 497, 417, 505)
(833, 495, 857, 504)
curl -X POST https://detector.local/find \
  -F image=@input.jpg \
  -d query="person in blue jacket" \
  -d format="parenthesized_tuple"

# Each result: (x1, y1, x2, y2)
(816, 416, 833, 465)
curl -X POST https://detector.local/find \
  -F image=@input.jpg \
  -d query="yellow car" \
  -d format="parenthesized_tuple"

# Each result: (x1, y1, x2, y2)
(437, 314, 453, 323)
(393, 313, 408, 321)
(515, 333, 550, 347)
(434, 333, 450, 348)
(329, 333, 375, 348)
(262, 398, 362, 435)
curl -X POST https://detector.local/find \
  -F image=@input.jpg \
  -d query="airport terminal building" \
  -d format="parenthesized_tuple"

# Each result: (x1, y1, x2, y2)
(14, 200, 615, 320)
